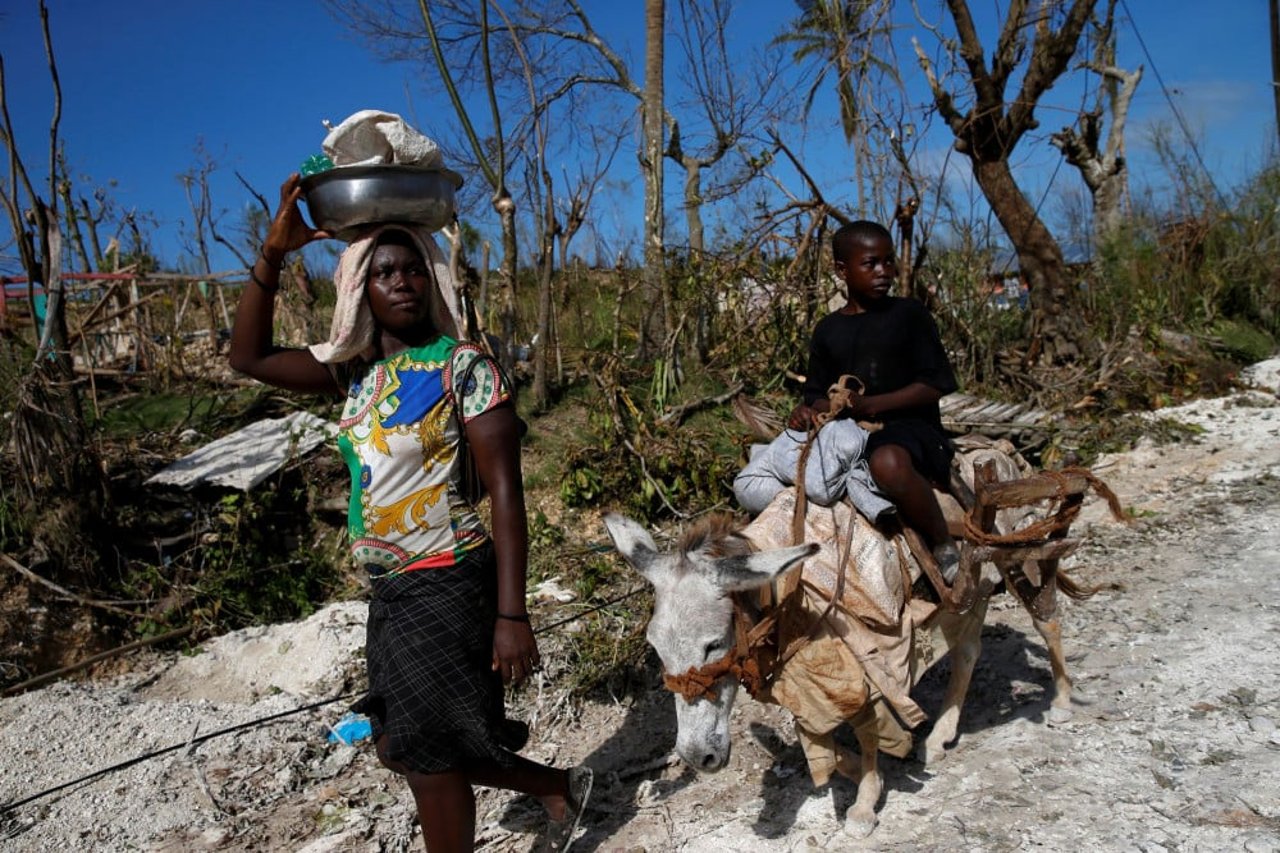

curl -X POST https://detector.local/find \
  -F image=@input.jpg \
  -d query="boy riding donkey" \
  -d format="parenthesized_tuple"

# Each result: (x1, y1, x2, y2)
(788, 220, 963, 583)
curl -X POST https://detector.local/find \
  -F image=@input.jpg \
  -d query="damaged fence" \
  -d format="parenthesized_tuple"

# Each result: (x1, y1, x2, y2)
(1, 265, 321, 389)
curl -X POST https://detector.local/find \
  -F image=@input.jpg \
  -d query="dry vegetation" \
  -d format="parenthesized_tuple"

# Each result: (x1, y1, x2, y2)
(2, 0, 1278, 713)
(1, 183, 1277, 699)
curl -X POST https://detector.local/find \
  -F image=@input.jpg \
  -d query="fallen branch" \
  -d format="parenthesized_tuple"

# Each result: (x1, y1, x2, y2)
(656, 382, 745, 427)
(623, 439, 688, 519)
(1, 625, 194, 697)
(1, 552, 144, 618)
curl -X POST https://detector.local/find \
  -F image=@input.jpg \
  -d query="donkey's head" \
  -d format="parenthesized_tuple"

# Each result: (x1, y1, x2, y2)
(604, 512, 816, 772)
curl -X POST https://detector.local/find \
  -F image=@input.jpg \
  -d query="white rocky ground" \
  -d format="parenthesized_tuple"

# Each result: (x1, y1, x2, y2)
(2, 361, 1279, 852)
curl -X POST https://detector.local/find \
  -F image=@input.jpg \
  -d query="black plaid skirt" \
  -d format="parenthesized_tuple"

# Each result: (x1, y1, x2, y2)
(353, 543, 517, 774)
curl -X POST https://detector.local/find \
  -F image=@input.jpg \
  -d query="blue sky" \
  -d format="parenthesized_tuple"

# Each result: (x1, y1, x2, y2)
(1, 1, 1273, 275)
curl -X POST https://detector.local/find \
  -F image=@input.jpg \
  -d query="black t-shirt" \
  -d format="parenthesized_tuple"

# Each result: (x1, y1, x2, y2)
(801, 296, 957, 428)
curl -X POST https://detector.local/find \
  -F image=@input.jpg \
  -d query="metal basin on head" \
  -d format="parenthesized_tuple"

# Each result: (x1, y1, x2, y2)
(300, 164, 464, 241)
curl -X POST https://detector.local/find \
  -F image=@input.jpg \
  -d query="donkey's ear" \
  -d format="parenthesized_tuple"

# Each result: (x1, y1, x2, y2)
(603, 513, 664, 584)
(713, 542, 818, 592)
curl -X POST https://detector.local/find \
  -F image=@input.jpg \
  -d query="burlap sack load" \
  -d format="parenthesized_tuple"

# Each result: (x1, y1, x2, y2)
(742, 487, 907, 630)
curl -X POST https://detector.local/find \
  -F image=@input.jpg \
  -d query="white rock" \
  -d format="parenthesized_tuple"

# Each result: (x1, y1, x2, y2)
(1248, 715, 1276, 735)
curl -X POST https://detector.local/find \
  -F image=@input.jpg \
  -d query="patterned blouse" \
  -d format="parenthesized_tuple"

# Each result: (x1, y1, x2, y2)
(335, 336, 508, 576)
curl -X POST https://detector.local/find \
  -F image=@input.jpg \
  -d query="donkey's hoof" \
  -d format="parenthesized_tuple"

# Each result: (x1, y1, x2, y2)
(918, 740, 949, 766)
(843, 815, 878, 839)
(1047, 705, 1074, 726)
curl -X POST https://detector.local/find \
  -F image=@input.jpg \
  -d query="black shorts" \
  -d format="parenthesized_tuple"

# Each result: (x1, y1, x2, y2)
(865, 418, 955, 486)
(353, 543, 516, 774)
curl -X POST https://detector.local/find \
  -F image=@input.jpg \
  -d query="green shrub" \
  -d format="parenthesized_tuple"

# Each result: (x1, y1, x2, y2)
(1212, 318, 1276, 363)
(560, 604, 652, 697)
(561, 426, 738, 524)
(115, 464, 349, 633)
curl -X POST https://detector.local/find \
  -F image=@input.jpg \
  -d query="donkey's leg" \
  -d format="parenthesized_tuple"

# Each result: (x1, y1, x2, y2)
(1033, 615, 1075, 724)
(841, 710, 883, 838)
(921, 594, 990, 765)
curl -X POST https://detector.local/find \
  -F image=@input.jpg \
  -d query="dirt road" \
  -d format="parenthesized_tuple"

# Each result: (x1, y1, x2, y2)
(2, 361, 1278, 852)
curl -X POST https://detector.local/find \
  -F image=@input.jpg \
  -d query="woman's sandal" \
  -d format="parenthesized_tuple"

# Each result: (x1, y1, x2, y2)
(542, 765, 593, 852)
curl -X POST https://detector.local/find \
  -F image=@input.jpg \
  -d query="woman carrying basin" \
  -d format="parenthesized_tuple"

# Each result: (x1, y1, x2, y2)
(228, 112, 590, 852)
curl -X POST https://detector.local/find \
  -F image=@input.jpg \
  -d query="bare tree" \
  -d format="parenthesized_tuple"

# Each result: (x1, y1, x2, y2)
(327, 0, 528, 358)
(913, 0, 1098, 364)
(508, 1, 777, 364)
(416, 0, 524, 362)
(643, 0, 669, 363)
(487, 0, 561, 409)
(54, 149, 94, 272)
(330, 1, 782, 371)
(177, 146, 244, 348)
(556, 126, 622, 269)
(1050, 0, 1142, 245)
(508, 1, 668, 355)
(667, 0, 778, 261)
(0, 0, 103, 519)
(53, 171, 140, 274)
(327, 1, 627, 369)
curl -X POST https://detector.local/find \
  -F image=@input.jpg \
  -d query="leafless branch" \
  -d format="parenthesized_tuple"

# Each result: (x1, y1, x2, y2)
(235, 171, 271, 218)
(768, 129, 850, 227)
(41, 0, 62, 221)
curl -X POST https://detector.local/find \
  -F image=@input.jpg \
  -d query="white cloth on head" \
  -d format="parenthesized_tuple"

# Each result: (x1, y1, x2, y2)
(321, 109, 443, 168)
(308, 224, 465, 365)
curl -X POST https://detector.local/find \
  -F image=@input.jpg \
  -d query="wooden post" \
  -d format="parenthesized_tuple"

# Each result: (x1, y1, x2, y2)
(174, 281, 194, 330)
(952, 459, 1001, 611)
(894, 197, 919, 297)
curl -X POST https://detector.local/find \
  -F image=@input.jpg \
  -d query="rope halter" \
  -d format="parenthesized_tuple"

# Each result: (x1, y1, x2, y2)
(660, 596, 776, 702)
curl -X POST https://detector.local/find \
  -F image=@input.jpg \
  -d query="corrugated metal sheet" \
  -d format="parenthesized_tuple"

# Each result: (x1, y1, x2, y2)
(145, 411, 336, 491)
(939, 393, 1055, 435)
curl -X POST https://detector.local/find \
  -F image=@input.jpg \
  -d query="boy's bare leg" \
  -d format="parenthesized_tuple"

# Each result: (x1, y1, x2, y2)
(869, 445, 961, 580)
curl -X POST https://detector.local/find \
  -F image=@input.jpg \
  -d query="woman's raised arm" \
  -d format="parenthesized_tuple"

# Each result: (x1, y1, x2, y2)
(228, 174, 339, 395)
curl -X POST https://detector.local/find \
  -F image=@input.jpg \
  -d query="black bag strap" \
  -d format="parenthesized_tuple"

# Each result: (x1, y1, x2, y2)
(447, 345, 501, 424)
(447, 343, 527, 439)
(447, 347, 496, 505)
